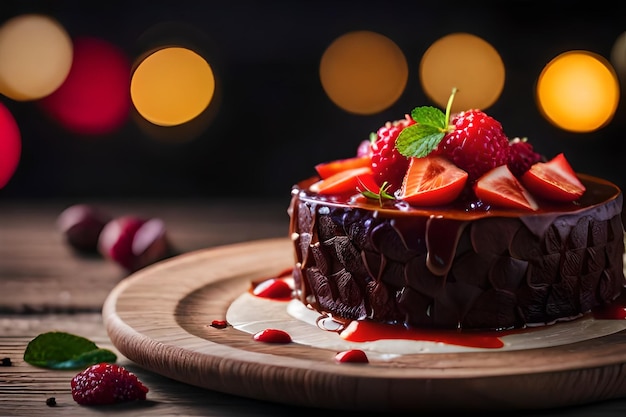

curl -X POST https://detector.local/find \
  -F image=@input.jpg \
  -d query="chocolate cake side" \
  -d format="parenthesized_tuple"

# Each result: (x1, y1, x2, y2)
(289, 175, 626, 331)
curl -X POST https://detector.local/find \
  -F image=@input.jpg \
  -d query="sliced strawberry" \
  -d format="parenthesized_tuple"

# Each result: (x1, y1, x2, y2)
(521, 153, 586, 202)
(398, 156, 468, 206)
(315, 155, 371, 179)
(310, 166, 377, 195)
(474, 165, 538, 211)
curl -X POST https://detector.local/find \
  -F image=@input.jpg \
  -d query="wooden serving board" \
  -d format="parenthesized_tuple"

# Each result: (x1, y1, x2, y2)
(103, 237, 626, 412)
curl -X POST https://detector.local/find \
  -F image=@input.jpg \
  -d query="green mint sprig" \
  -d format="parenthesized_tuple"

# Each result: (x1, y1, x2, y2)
(358, 180, 395, 206)
(395, 87, 458, 158)
(23, 331, 117, 369)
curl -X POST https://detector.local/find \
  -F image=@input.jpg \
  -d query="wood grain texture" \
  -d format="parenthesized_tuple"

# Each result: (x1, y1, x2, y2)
(0, 200, 288, 313)
(103, 238, 626, 413)
(0, 314, 342, 417)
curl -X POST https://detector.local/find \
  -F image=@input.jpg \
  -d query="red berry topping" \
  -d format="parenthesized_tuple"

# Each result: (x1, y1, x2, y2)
(71, 363, 148, 406)
(356, 139, 372, 157)
(507, 137, 542, 177)
(370, 114, 415, 192)
(521, 152, 586, 202)
(435, 109, 510, 181)
(474, 165, 538, 211)
(399, 155, 468, 206)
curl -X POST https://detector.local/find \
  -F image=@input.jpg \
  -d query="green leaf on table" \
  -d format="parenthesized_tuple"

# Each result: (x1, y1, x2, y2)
(23, 331, 117, 369)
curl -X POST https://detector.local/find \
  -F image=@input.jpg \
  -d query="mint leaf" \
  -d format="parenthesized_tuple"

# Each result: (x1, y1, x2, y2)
(395, 87, 459, 158)
(24, 331, 117, 369)
(396, 124, 445, 158)
(50, 349, 118, 369)
(410, 106, 446, 128)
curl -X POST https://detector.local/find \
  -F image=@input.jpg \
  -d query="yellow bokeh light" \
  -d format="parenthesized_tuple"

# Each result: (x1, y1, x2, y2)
(420, 33, 505, 112)
(130, 47, 215, 127)
(536, 51, 619, 132)
(0, 14, 73, 101)
(319, 30, 408, 115)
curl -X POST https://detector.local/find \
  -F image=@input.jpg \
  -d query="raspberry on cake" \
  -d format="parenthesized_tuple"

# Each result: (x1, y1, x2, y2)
(288, 89, 625, 331)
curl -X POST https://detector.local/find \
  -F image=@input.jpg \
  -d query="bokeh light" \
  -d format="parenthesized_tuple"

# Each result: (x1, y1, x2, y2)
(0, 101, 21, 188)
(0, 14, 73, 101)
(536, 50, 619, 132)
(319, 30, 408, 115)
(39, 37, 131, 135)
(610, 31, 626, 86)
(420, 32, 505, 112)
(130, 47, 215, 127)
(132, 90, 220, 143)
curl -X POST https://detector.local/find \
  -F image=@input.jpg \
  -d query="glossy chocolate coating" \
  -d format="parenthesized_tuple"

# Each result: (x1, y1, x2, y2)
(289, 174, 625, 330)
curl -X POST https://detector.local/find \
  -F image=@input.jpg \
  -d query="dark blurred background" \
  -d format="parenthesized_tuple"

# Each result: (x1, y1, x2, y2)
(0, 0, 624, 207)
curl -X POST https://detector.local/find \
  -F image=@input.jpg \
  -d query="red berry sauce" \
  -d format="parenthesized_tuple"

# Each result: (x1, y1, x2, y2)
(339, 320, 506, 349)
(251, 268, 294, 301)
(249, 273, 626, 350)
(210, 319, 228, 329)
(592, 290, 626, 320)
(253, 328, 292, 344)
(334, 349, 368, 364)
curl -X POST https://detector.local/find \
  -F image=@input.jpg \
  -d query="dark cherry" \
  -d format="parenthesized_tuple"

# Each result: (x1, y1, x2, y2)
(57, 204, 111, 253)
(98, 216, 172, 272)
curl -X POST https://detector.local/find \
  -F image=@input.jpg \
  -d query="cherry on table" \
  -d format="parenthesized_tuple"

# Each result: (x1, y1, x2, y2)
(98, 215, 172, 272)
(57, 204, 112, 253)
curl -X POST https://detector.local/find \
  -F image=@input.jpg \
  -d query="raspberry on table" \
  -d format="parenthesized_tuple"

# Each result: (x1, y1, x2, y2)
(71, 363, 148, 406)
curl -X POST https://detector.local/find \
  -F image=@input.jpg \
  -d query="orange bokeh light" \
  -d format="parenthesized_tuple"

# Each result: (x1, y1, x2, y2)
(536, 51, 619, 132)
(420, 33, 505, 112)
(130, 47, 215, 127)
(320, 31, 408, 115)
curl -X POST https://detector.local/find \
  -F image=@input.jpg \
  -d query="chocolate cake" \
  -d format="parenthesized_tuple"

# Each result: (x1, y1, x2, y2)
(287, 93, 625, 331)
(289, 175, 624, 330)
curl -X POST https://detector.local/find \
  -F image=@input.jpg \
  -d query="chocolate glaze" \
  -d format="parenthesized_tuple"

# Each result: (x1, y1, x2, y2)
(288, 174, 625, 330)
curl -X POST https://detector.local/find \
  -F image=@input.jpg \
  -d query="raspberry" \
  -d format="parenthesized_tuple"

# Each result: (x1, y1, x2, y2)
(71, 363, 148, 406)
(435, 109, 510, 181)
(507, 137, 542, 177)
(370, 114, 415, 192)
(356, 139, 371, 157)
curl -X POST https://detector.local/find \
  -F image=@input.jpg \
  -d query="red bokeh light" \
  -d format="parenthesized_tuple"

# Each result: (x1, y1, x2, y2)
(0, 101, 21, 188)
(39, 36, 131, 136)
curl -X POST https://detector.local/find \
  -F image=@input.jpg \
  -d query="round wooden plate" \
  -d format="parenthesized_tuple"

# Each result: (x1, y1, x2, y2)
(103, 237, 626, 412)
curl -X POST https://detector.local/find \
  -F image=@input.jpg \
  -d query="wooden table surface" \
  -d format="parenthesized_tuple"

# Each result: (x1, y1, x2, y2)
(2, 199, 626, 417)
